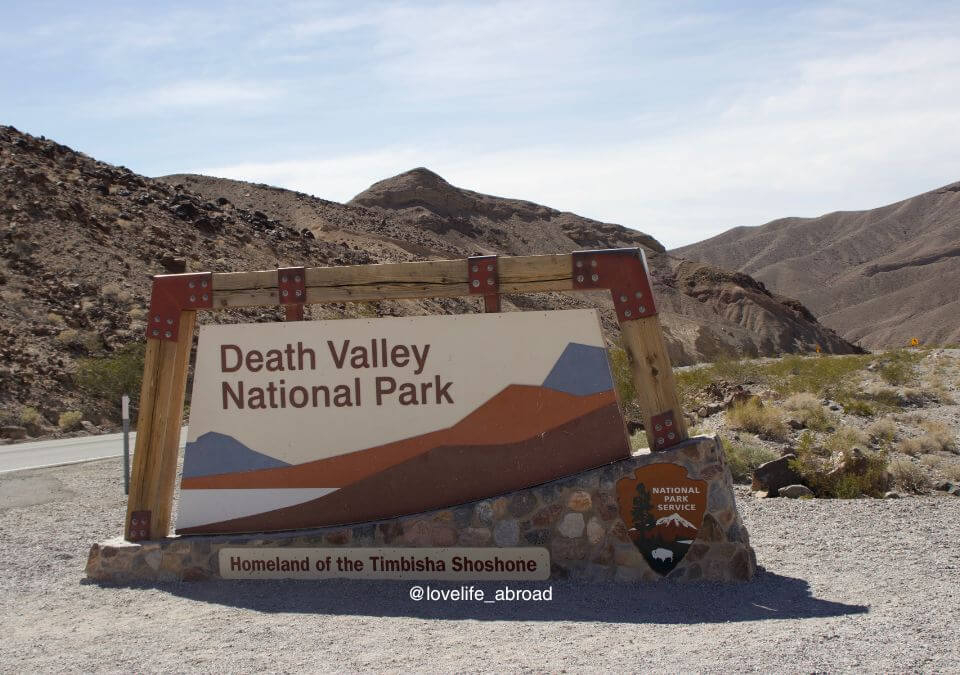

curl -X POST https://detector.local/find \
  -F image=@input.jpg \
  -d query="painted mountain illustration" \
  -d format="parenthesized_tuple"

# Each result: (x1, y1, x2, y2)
(177, 342, 630, 535)
(182, 432, 290, 478)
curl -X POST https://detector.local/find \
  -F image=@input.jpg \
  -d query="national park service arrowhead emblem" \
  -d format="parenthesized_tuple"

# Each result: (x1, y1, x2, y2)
(616, 463, 707, 575)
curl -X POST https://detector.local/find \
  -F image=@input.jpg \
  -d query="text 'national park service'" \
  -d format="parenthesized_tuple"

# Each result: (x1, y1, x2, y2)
(218, 340, 453, 411)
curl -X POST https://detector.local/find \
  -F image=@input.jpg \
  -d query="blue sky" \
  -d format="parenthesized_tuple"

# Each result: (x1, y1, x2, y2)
(3, 1, 959, 248)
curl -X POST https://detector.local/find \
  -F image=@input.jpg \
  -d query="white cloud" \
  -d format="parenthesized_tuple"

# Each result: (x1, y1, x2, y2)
(190, 8, 960, 249)
(97, 80, 284, 116)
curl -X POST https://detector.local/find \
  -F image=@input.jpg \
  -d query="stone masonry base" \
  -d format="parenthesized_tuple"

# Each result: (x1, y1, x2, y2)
(86, 436, 756, 583)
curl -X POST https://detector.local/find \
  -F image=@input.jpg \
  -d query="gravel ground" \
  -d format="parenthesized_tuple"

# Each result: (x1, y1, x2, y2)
(1, 458, 959, 673)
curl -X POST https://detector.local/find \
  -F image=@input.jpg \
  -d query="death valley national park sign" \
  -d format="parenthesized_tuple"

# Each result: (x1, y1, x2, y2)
(177, 309, 630, 534)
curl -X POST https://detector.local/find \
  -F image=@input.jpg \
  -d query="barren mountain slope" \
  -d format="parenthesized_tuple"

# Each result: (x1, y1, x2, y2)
(169, 168, 855, 362)
(672, 183, 960, 347)
(0, 124, 855, 432)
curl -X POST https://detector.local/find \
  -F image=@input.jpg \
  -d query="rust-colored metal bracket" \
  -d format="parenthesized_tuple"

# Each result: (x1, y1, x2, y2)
(571, 248, 656, 322)
(147, 272, 213, 341)
(650, 410, 680, 450)
(468, 255, 500, 313)
(128, 510, 151, 542)
(278, 266, 306, 321)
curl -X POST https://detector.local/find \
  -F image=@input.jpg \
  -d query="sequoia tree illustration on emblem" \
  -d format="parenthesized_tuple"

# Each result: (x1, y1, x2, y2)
(616, 463, 708, 574)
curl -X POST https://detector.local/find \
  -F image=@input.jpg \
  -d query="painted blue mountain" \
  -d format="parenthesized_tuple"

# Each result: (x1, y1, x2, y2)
(541, 343, 615, 396)
(182, 431, 290, 479)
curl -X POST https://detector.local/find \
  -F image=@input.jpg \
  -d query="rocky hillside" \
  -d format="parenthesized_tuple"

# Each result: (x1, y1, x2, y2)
(0, 124, 855, 435)
(672, 182, 960, 348)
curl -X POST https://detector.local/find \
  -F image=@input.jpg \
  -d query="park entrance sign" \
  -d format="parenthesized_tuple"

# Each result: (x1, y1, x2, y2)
(177, 310, 629, 534)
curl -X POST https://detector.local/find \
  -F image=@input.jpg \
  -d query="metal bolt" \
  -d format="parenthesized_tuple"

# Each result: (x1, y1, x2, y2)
(472, 279, 480, 288)
(591, 273, 599, 282)
(295, 289, 302, 297)
(189, 295, 196, 302)
(638, 305, 646, 314)
(188, 281, 195, 289)
(665, 419, 672, 427)
(576, 275, 584, 283)
(620, 294, 627, 302)
(655, 424, 663, 432)
(153, 315, 160, 323)
(164, 331, 172, 338)
(201, 280, 208, 288)
(624, 310, 632, 318)
(486, 264, 493, 272)
(202, 293, 208, 301)
(281, 275, 288, 283)
(487, 278, 494, 286)
(152, 329, 159, 336)
(294, 275, 301, 283)
(590, 259, 597, 267)
(658, 438, 665, 445)
(576, 260, 583, 268)
(668, 432, 676, 440)
(166, 318, 173, 325)
(282, 289, 289, 297)
(635, 291, 643, 299)
(472, 265, 479, 273)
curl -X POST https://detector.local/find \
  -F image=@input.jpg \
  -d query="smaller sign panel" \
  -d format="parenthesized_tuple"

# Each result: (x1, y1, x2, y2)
(615, 463, 707, 575)
(219, 547, 550, 580)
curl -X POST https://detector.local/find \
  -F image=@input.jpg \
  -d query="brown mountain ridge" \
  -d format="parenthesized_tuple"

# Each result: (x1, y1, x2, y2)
(0, 124, 854, 432)
(672, 182, 960, 348)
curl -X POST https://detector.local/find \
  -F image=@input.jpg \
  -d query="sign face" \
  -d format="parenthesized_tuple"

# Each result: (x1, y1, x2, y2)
(219, 547, 550, 580)
(177, 309, 629, 534)
(615, 463, 707, 575)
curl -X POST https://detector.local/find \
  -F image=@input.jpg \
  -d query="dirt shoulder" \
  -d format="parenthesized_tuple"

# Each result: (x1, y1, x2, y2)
(1, 457, 958, 672)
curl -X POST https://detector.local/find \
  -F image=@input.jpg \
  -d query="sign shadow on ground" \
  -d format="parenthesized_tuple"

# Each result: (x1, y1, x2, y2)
(105, 567, 868, 625)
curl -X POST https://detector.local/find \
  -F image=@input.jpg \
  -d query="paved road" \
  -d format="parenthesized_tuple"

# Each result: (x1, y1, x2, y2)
(0, 428, 188, 474)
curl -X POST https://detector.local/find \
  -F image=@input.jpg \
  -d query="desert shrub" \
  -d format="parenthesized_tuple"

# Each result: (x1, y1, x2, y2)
(942, 462, 960, 482)
(608, 345, 635, 407)
(764, 354, 873, 397)
(19, 406, 45, 431)
(783, 392, 820, 410)
(791, 442, 889, 498)
(73, 342, 146, 420)
(58, 410, 83, 431)
(727, 399, 788, 441)
(861, 384, 902, 408)
(878, 349, 922, 386)
(127, 307, 146, 320)
(57, 328, 103, 353)
(867, 417, 897, 444)
(918, 420, 958, 452)
(889, 457, 932, 493)
(721, 436, 779, 483)
(783, 391, 834, 431)
(824, 426, 870, 455)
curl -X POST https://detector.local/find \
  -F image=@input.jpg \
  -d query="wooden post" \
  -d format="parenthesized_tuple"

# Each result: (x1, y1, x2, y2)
(124, 310, 195, 540)
(621, 316, 688, 450)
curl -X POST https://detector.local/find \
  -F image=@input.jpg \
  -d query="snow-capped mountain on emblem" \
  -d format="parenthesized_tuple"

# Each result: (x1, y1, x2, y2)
(655, 512, 697, 530)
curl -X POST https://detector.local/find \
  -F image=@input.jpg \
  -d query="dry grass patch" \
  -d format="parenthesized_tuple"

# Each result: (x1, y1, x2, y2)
(783, 392, 834, 431)
(889, 457, 932, 493)
(824, 426, 870, 454)
(57, 410, 82, 431)
(727, 399, 788, 441)
(867, 417, 898, 444)
(897, 422, 957, 456)
(721, 436, 779, 483)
